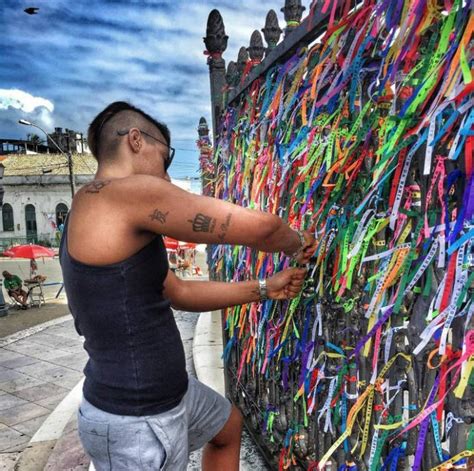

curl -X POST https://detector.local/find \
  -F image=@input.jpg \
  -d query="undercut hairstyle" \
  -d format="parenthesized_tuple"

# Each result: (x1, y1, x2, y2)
(87, 101, 170, 162)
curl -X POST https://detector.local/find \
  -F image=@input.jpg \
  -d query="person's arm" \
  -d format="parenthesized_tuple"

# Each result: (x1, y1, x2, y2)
(163, 268, 306, 312)
(112, 175, 308, 257)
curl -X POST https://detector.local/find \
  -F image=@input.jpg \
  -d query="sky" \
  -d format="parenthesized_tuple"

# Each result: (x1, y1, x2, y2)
(0, 0, 303, 180)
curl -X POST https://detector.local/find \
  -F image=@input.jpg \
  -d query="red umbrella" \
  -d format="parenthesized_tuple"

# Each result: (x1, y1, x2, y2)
(164, 237, 179, 250)
(179, 242, 197, 250)
(3, 244, 56, 259)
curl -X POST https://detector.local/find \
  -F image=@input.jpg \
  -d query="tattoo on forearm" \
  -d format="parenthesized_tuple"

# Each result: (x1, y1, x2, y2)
(149, 209, 169, 224)
(84, 180, 111, 194)
(188, 213, 216, 233)
(217, 213, 232, 242)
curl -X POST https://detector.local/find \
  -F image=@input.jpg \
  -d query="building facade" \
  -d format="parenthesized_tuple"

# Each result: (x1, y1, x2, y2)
(0, 153, 97, 247)
(0, 153, 193, 248)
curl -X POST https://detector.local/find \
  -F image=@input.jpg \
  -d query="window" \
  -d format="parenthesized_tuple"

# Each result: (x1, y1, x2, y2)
(2, 203, 14, 231)
(55, 203, 68, 227)
(25, 204, 37, 237)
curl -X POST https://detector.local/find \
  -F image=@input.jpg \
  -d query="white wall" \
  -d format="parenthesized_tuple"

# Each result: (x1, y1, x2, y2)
(0, 183, 72, 242)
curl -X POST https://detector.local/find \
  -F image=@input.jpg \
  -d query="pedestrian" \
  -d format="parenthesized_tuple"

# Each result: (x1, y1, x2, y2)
(2, 271, 28, 309)
(59, 101, 317, 471)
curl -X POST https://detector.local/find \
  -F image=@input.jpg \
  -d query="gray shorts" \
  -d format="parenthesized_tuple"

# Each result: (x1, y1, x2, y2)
(78, 376, 232, 470)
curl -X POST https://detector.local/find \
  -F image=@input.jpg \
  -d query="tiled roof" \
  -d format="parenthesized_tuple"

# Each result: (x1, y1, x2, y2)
(0, 153, 97, 176)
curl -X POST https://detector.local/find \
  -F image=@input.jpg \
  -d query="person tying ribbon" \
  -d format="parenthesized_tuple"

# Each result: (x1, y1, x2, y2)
(59, 101, 317, 471)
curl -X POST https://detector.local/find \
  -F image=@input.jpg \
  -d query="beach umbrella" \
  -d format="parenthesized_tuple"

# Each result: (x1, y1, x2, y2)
(3, 244, 55, 259)
(164, 237, 179, 250)
(179, 242, 197, 250)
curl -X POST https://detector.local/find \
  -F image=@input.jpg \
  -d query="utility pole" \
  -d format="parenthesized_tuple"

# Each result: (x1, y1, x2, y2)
(65, 132, 76, 198)
(18, 120, 75, 198)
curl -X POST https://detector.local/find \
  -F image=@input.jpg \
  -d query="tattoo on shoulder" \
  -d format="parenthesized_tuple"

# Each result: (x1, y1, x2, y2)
(84, 180, 111, 194)
(187, 213, 216, 233)
(217, 213, 232, 242)
(149, 209, 169, 224)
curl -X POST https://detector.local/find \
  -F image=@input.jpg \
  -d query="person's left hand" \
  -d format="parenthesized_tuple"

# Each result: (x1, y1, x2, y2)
(266, 267, 306, 300)
(294, 230, 318, 265)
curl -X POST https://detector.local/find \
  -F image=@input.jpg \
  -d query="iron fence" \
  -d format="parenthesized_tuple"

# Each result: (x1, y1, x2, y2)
(200, 0, 473, 470)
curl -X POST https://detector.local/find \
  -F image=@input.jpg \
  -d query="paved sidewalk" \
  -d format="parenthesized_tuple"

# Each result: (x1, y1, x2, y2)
(1, 310, 268, 470)
(0, 316, 86, 469)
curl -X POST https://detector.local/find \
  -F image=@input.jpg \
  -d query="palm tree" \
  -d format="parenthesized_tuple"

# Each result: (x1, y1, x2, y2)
(27, 133, 43, 152)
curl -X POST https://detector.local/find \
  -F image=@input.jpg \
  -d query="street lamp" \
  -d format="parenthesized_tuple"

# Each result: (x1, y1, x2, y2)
(0, 163, 8, 316)
(18, 119, 75, 198)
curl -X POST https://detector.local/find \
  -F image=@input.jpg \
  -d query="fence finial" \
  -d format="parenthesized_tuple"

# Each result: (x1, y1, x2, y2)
(226, 61, 239, 89)
(203, 9, 228, 142)
(247, 30, 265, 63)
(262, 9, 282, 52)
(237, 46, 250, 80)
(197, 117, 209, 138)
(281, 0, 306, 34)
(203, 9, 228, 58)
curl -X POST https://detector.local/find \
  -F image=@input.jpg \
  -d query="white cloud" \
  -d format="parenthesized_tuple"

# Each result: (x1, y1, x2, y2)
(0, 89, 54, 114)
(0, 0, 308, 176)
(37, 107, 55, 129)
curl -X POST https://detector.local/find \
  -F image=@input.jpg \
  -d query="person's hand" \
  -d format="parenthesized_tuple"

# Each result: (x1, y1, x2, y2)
(266, 267, 306, 300)
(294, 230, 318, 265)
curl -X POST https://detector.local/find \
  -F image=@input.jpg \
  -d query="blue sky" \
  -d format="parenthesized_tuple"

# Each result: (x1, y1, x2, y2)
(0, 0, 296, 179)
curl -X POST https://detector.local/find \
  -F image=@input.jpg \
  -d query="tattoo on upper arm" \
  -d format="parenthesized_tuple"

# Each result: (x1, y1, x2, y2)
(217, 213, 232, 242)
(188, 213, 216, 233)
(84, 180, 111, 194)
(149, 209, 169, 224)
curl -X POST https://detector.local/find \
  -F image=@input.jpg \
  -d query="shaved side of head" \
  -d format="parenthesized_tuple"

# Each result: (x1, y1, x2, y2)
(88, 102, 170, 162)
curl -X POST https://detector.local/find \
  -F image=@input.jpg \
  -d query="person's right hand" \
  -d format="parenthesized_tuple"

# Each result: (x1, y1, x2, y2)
(294, 230, 317, 265)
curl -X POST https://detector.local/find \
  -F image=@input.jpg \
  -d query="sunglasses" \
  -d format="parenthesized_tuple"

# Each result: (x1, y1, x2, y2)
(117, 129, 175, 171)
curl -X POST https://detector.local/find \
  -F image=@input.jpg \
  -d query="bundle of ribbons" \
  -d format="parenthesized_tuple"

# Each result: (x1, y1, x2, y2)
(206, 0, 473, 469)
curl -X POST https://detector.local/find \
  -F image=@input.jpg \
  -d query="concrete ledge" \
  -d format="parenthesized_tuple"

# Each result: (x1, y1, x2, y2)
(30, 379, 84, 443)
(192, 311, 225, 396)
(14, 379, 84, 470)
(13, 440, 56, 471)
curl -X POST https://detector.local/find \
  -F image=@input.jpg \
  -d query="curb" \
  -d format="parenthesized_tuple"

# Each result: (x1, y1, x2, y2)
(192, 310, 225, 396)
(0, 315, 72, 347)
(13, 379, 84, 470)
(31, 379, 84, 443)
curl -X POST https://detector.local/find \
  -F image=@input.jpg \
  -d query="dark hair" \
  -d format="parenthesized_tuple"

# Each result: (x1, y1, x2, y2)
(87, 101, 170, 161)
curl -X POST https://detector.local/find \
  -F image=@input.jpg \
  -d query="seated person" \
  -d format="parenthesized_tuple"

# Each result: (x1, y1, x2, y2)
(30, 259, 38, 277)
(29, 259, 47, 283)
(2, 271, 28, 309)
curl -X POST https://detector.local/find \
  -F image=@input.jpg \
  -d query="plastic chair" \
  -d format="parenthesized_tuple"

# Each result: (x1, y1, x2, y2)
(7, 292, 26, 309)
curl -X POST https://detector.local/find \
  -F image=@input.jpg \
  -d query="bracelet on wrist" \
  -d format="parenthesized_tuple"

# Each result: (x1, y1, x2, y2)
(288, 230, 306, 259)
(258, 279, 268, 301)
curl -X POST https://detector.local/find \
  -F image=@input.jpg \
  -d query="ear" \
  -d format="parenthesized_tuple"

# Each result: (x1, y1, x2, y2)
(128, 128, 142, 154)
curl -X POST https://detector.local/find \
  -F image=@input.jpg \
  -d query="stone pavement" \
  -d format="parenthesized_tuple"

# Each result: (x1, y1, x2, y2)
(0, 316, 86, 468)
(0, 310, 268, 470)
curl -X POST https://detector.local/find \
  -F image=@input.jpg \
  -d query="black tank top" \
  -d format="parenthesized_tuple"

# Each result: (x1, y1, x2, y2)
(59, 216, 188, 416)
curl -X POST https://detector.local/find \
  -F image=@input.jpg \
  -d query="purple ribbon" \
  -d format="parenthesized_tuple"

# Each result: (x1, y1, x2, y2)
(412, 374, 441, 471)
(464, 173, 474, 222)
(352, 306, 394, 358)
